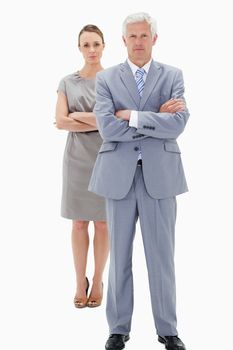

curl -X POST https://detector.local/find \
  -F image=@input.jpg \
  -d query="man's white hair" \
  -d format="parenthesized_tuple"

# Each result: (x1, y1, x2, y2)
(122, 12, 157, 37)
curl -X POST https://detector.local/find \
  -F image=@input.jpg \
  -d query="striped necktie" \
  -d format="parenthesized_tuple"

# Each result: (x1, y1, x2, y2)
(135, 68, 145, 97)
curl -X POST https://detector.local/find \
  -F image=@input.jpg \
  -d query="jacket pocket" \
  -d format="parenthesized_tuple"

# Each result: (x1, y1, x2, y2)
(164, 141, 181, 153)
(98, 142, 118, 153)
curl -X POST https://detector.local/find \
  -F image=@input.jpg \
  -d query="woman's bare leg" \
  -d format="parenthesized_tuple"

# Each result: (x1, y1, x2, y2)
(72, 220, 89, 299)
(88, 221, 109, 302)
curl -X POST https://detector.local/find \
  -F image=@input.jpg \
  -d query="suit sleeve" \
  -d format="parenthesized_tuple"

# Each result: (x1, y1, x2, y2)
(136, 69, 190, 139)
(94, 73, 148, 142)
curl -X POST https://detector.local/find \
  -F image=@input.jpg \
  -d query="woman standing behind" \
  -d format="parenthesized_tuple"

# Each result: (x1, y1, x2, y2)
(55, 25, 109, 308)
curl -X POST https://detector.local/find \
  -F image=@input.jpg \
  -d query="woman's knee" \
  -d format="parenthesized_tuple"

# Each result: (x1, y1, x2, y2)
(94, 220, 107, 231)
(73, 220, 89, 230)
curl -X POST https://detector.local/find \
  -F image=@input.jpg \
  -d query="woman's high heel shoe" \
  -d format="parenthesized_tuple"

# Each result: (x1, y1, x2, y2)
(87, 282, 103, 308)
(74, 277, 89, 308)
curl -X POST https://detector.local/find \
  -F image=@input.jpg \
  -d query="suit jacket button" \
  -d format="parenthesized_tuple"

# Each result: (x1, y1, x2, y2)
(134, 146, 139, 151)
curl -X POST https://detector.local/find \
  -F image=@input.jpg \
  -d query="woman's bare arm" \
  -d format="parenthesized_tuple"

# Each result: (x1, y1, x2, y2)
(69, 112, 97, 128)
(55, 92, 97, 132)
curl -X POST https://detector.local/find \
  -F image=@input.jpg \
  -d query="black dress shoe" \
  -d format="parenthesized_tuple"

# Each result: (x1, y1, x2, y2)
(158, 335, 186, 350)
(105, 334, 130, 350)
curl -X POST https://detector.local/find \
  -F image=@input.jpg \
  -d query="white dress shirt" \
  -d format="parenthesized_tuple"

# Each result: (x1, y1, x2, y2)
(127, 58, 152, 128)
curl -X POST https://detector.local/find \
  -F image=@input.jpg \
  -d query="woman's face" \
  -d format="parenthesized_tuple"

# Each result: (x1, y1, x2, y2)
(79, 31, 104, 64)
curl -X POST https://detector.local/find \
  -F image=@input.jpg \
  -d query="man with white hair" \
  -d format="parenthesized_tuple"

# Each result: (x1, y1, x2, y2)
(89, 12, 189, 350)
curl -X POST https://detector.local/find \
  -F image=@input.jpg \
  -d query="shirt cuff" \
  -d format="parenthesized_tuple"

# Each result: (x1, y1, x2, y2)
(129, 110, 138, 128)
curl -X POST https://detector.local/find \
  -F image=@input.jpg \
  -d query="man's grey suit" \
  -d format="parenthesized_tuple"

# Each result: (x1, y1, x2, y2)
(89, 60, 189, 336)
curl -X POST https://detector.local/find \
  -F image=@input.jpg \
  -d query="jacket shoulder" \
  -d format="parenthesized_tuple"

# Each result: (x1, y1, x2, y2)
(96, 64, 122, 80)
(155, 61, 182, 75)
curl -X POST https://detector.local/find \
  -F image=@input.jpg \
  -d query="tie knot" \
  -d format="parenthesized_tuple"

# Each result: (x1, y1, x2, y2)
(135, 68, 145, 79)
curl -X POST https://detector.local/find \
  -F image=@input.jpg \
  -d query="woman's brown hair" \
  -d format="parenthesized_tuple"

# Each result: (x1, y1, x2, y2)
(78, 24, 105, 46)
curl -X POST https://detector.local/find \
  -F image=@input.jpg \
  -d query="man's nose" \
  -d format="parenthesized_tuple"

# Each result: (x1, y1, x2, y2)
(135, 38, 143, 45)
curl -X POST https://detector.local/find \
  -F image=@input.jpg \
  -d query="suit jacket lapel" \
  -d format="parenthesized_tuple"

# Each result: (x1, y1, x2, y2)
(139, 60, 162, 110)
(119, 61, 140, 108)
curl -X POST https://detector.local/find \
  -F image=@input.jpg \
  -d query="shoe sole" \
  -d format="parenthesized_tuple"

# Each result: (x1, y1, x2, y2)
(105, 335, 130, 350)
(74, 304, 87, 308)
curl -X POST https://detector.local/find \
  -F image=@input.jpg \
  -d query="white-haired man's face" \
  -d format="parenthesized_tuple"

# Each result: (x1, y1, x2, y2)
(123, 21, 157, 66)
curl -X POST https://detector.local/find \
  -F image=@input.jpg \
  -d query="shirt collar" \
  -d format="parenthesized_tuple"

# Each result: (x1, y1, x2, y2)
(127, 58, 152, 76)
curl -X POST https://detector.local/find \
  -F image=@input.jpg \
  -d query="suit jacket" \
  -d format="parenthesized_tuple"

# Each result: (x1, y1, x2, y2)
(88, 60, 189, 199)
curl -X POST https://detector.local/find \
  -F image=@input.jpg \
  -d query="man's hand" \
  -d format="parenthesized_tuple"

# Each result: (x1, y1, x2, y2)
(159, 98, 185, 113)
(115, 110, 131, 121)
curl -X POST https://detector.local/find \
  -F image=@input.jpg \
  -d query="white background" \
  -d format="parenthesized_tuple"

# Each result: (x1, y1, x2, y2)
(0, 0, 233, 349)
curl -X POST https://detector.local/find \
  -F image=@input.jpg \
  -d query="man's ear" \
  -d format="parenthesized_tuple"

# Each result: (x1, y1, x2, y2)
(122, 36, 127, 47)
(152, 34, 158, 45)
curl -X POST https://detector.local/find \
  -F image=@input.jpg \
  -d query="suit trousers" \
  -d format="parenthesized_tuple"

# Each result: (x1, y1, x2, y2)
(105, 165, 178, 336)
